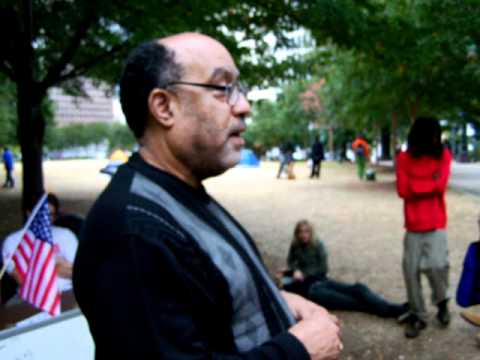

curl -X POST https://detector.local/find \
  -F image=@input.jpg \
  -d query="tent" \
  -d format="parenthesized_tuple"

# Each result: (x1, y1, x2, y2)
(237, 149, 260, 167)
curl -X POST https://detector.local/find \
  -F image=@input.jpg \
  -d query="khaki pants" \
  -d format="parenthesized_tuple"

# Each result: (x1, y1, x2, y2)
(402, 230, 449, 321)
(287, 162, 295, 180)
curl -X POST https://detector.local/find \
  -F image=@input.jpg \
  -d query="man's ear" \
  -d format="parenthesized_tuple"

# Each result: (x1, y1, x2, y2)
(148, 88, 176, 128)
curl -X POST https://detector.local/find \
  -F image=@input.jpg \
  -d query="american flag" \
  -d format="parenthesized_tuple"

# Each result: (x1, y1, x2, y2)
(12, 196, 61, 316)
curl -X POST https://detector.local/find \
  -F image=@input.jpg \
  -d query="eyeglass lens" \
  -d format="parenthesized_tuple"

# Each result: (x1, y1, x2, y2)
(228, 83, 247, 105)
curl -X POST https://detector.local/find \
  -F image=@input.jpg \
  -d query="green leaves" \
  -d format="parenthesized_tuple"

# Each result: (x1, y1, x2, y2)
(45, 122, 135, 152)
(246, 80, 318, 149)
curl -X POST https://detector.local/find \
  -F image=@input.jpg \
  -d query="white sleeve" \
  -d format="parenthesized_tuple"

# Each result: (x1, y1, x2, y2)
(2, 231, 22, 273)
(52, 227, 78, 263)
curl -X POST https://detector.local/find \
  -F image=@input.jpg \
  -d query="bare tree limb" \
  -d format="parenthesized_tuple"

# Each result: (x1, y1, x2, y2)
(55, 42, 129, 84)
(39, 12, 97, 92)
(0, 61, 16, 81)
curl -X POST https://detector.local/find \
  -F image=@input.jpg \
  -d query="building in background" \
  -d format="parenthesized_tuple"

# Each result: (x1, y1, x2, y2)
(47, 79, 117, 159)
(49, 79, 115, 127)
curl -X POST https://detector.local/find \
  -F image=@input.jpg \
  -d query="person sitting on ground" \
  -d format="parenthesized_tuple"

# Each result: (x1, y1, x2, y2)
(1, 193, 78, 300)
(279, 220, 407, 318)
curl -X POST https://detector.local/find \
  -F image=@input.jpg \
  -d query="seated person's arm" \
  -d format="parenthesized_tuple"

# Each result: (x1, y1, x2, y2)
(55, 256, 73, 278)
(287, 246, 304, 281)
(2, 237, 22, 284)
(54, 227, 78, 279)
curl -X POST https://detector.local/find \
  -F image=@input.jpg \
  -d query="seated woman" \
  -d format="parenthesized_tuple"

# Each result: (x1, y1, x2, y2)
(281, 220, 407, 318)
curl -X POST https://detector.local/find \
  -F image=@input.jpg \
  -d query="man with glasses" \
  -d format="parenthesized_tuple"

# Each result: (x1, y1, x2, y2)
(73, 33, 342, 359)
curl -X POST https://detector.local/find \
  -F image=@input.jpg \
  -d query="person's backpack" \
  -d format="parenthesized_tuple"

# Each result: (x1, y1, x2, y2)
(456, 241, 480, 307)
(355, 144, 365, 157)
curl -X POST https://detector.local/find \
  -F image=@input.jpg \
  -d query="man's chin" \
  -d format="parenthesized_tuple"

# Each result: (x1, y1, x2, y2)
(218, 152, 242, 172)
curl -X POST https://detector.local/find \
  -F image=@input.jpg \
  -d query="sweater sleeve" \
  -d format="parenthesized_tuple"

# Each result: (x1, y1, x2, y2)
(287, 245, 299, 271)
(87, 234, 309, 360)
(396, 151, 451, 199)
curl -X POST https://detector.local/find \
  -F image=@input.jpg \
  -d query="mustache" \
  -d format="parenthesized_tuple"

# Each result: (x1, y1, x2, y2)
(229, 118, 246, 134)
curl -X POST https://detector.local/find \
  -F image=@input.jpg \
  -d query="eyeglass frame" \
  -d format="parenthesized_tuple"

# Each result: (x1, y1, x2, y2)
(166, 81, 248, 106)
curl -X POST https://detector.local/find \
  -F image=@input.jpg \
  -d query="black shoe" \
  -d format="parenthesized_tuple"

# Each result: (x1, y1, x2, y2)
(390, 302, 410, 319)
(437, 299, 451, 327)
(405, 316, 427, 338)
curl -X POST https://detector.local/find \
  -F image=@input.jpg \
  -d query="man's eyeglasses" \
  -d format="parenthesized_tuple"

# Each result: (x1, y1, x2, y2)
(167, 81, 248, 106)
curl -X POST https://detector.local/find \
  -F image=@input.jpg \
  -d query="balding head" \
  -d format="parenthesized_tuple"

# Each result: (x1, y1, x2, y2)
(119, 33, 240, 139)
(159, 33, 239, 85)
(119, 39, 183, 138)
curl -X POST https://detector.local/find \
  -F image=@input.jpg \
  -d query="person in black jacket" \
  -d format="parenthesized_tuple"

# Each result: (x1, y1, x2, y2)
(310, 137, 324, 179)
(73, 33, 342, 359)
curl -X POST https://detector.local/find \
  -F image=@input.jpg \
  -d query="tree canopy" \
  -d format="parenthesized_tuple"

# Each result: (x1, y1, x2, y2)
(247, 0, 480, 157)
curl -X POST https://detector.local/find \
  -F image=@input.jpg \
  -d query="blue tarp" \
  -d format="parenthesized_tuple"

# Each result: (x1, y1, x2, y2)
(237, 149, 260, 167)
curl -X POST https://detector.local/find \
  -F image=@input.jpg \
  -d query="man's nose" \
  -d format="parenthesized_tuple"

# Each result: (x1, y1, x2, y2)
(232, 93, 251, 117)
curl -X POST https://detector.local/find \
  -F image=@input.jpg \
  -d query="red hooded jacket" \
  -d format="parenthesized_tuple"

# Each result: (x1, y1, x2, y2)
(396, 148, 452, 232)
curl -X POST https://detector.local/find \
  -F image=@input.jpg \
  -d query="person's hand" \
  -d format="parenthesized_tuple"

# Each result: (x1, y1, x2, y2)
(293, 270, 304, 281)
(10, 268, 22, 284)
(275, 268, 288, 282)
(55, 256, 73, 278)
(289, 310, 342, 360)
(282, 290, 325, 321)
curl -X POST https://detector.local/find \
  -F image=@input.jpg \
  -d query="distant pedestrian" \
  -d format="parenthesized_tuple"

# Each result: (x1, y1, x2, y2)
(310, 136, 324, 179)
(277, 141, 295, 179)
(396, 117, 452, 338)
(351, 135, 370, 180)
(2, 147, 14, 188)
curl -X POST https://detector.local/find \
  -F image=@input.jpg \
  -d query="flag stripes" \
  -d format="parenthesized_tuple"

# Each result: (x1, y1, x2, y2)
(11, 197, 61, 316)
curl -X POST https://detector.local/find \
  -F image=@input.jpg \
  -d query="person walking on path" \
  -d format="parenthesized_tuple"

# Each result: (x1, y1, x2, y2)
(310, 137, 325, 179)
(279, 220, 407, 318)
(277, 141, 295, 179)
(2, 147, 14, 188)
(73, 33, 342, 359)
(396, 116, 452, 338)
(351, 135, 370, 180)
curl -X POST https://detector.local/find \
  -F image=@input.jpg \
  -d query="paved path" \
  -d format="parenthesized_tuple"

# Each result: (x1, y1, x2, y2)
(378, 160, 480, 196)
(450, 162, 480, 196)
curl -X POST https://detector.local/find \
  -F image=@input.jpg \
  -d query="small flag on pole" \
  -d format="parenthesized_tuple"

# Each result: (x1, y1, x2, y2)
(11, 195, 61, 316)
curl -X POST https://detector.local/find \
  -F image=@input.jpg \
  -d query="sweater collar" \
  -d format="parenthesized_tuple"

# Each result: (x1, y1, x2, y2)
(125, 152, 211, 204)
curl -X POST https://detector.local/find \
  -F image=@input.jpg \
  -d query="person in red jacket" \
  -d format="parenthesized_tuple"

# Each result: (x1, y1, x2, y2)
(396, 117, 452, 338)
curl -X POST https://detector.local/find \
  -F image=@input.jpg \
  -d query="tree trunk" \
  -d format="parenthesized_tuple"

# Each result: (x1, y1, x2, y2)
(17, 87, 46, 214)
(328, 126, 334, 160)
(15, 0, 46, 216)
(409, 98, 420, 122)
(391, 111, 398, 163)
(381, 126, 391, 160)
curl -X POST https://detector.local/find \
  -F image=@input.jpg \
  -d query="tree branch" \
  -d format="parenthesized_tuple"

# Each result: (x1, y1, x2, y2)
(55, 42, 129, 84)
(0, 61, 16, 81)
(39, 12, 97, 92)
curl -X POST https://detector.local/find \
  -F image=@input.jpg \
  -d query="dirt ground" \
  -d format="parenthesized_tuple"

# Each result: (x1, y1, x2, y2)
(1, 159, 479, 359)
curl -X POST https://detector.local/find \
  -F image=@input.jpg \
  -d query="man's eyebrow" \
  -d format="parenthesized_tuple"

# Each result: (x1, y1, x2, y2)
(208, 67, 239, 82)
